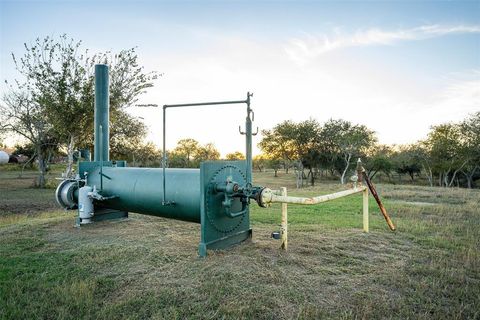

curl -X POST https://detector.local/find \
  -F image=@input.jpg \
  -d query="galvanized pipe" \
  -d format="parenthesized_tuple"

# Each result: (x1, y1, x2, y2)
(94, 64, 109, 162)
(161, 94, 254, 205)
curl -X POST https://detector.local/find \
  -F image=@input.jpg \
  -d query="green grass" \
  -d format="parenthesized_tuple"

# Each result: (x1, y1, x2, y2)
(0, 168, 479, 319)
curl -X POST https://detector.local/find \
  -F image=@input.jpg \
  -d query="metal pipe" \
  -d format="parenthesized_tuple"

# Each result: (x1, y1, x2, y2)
(94, 64, 109, 161)
(162, 106, 167, 205)
(161, 94, 253, 205)
(260, 187, 366, 205)
(245, 92, 253, 185)
(100, 125, 103, 190)
(163, 100, 247, 108)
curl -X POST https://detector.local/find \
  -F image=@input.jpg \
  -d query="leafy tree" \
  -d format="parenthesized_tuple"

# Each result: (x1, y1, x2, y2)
(425, 123, 467, 187)
(253, 154, 268, 172)
(3, 35, 157, 179)
(268, 158, 283, 177)
(364, 144, 394, 180)
(172, 138, 200, 168)
(167, 139, 219, 168)
(258, 120, 297, 173)
(109, 111, 148, 159)
(225, 151, 245, 160)
(295, 119, 322, 186)
(259, 119, 321, 185)
(129, 142, 162, 167)
(460, 112, 480, 188)
(391, 145, 422, 182)
(194, 143, 220, 166)
(13, 143, 36, 159)
(320, 119, 377, 184)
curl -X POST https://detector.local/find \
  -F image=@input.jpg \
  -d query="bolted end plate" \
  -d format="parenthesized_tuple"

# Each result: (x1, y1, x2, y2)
(199, 161, 252, 257)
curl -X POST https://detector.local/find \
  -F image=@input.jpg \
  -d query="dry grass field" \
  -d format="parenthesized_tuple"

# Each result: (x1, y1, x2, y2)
(0, 166, 479, 319)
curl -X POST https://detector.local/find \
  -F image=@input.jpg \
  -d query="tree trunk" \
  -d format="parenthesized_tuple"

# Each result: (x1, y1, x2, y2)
(274, 169, 278, 177)
(409, 171, 415, 182)
(64, 135, 76, 178)
(422, 163, 433, 187)
(309, 168, 314, 186)
(36, 145, 47, 188)
(448, 161, 468, 188)
(443, 169, 451, 187)
(463, 165, 478, 189)
(466, 173, 472, 189)
(294, 165, 303, 189)
(341, 153, 352, 185)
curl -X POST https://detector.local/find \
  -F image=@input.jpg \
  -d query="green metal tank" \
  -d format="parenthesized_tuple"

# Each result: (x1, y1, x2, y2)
(88, 167, 201, 222)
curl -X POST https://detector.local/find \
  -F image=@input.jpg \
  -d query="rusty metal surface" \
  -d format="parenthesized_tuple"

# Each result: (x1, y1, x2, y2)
(362, 171, 396, 231)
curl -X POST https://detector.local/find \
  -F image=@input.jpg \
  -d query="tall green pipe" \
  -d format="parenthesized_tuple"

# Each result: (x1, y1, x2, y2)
(94, 64, 109, 162)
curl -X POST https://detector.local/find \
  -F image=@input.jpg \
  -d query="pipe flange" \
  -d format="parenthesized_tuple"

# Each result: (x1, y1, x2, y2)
(55, 180, 79, 209)
(206, 164, 247, 234)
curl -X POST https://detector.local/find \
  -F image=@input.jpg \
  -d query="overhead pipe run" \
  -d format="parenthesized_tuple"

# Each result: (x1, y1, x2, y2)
(161, 92, 257, 206)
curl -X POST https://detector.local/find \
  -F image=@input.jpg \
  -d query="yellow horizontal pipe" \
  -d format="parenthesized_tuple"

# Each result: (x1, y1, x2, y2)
(261, 186, 366, 205)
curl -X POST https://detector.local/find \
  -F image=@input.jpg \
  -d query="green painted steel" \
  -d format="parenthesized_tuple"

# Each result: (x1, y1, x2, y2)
(199, 161, 251, 256)
(76, 160, 252, 256)
(94, 64, 109, 161)
(87, 167, 201, 222)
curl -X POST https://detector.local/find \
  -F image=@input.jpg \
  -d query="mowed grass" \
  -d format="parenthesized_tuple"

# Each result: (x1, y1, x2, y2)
(0, 166, 479, 319)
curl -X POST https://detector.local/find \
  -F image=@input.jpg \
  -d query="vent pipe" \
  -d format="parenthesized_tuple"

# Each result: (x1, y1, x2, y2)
(94, 64, 109, 162)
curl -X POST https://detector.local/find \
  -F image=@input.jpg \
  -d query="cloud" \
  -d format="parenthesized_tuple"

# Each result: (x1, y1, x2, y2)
(285, 25, 480, 65)
(435, 71, 480, 116)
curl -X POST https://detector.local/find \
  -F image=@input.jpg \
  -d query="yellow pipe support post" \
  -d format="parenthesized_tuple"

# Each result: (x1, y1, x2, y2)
(280, 187, 288, 250)
(363, 187, 369, 233)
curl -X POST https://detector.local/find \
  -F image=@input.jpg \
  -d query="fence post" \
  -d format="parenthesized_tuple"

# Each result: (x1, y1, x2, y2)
(280, 187, 288, 250)
(363, 187, 369, 233)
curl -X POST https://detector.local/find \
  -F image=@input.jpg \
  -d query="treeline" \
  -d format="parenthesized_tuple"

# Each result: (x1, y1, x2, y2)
(116, 138, 245, 168)
(255, 114, 480, 189)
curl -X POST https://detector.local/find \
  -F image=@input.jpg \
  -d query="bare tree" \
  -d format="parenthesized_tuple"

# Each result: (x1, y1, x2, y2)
(1, 90, 53, 187)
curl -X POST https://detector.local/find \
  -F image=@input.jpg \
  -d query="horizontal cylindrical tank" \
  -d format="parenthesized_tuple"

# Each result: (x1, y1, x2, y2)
(0, 151, 9, 164)
(87, 167, 201, 223)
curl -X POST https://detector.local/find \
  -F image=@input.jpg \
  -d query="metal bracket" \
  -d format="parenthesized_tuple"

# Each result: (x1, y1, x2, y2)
(239, 125, 258, 136)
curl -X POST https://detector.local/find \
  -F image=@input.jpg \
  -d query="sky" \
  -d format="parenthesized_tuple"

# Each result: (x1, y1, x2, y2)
(1, 0, 479, 156)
